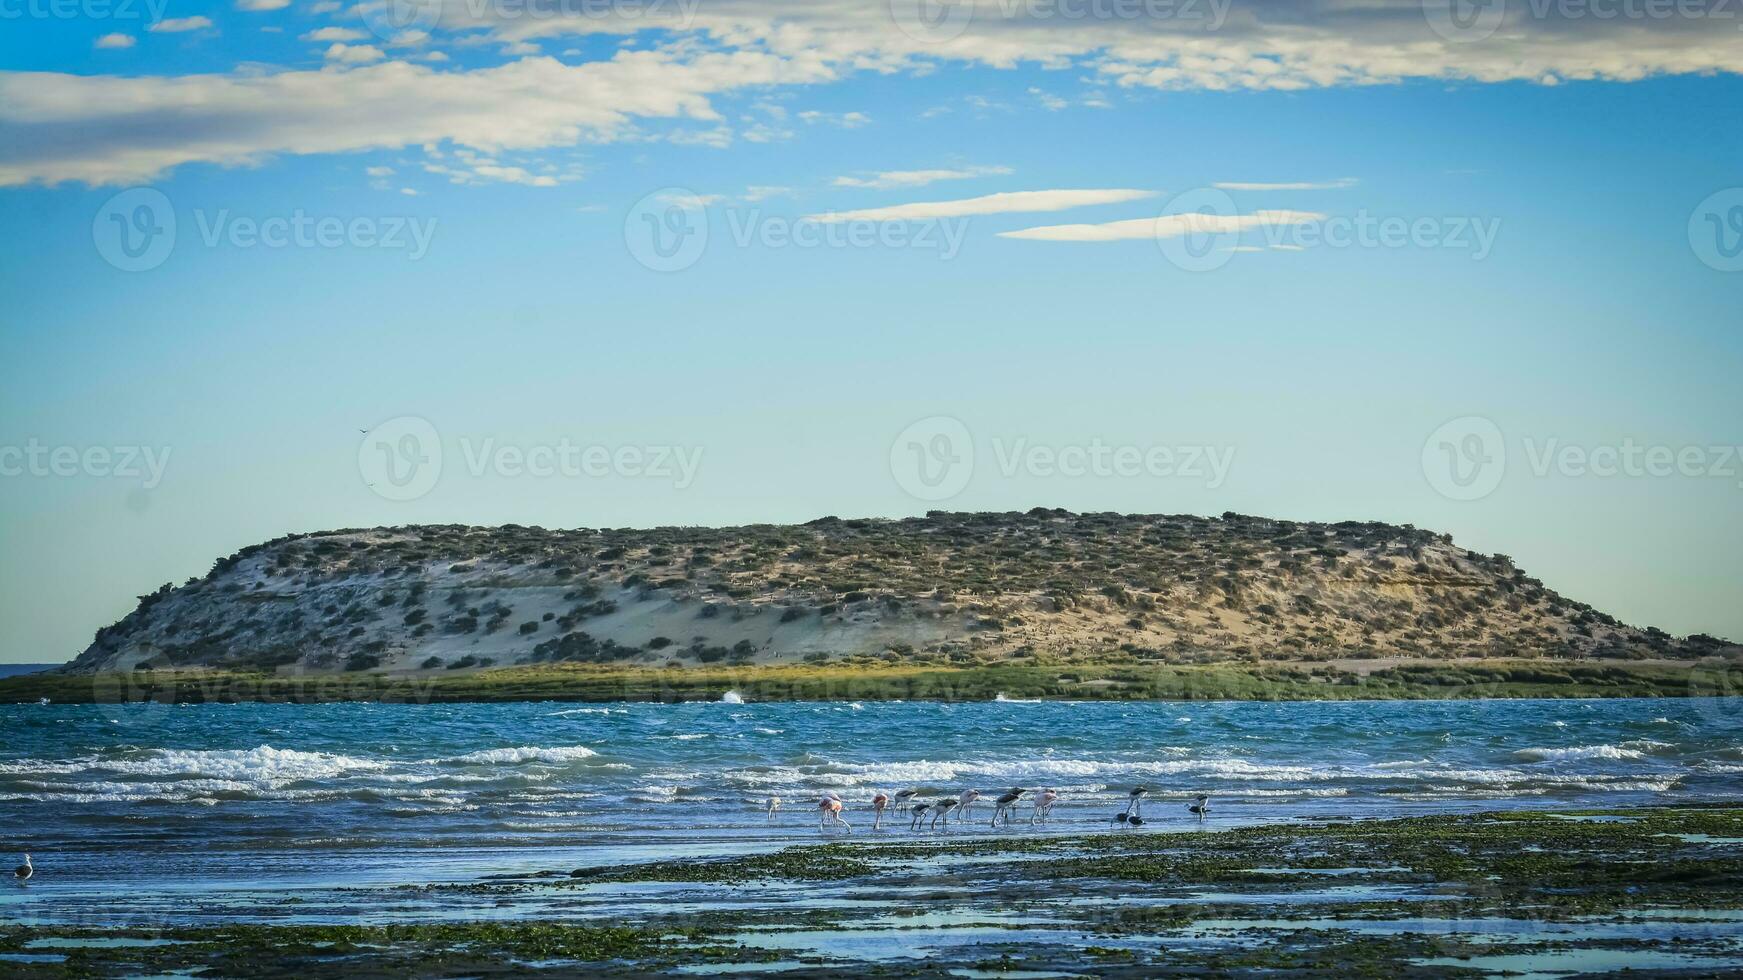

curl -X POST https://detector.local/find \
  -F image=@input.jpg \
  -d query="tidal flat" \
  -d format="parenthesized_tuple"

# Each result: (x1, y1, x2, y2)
(6, 806, 1743, 977)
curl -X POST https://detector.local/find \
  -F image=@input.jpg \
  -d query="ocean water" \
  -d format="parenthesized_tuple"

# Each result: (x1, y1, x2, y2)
(1, 697, 1740, 928)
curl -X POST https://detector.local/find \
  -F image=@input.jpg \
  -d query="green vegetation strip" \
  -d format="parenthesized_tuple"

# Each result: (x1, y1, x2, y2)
(0, 659, 1716, 704)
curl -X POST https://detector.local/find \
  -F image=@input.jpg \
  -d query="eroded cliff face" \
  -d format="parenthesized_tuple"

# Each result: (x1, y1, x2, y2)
(67, 510, 1733, 674)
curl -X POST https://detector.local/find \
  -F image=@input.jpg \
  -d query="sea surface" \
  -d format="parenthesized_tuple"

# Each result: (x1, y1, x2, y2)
(2, 696, 1740, 930)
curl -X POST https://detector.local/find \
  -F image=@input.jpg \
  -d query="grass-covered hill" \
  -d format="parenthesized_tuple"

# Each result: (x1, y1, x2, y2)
(63, 509, 1736, 676)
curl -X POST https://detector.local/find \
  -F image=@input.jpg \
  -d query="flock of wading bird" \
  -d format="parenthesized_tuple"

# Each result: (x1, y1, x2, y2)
(766, 787, 1213, 832)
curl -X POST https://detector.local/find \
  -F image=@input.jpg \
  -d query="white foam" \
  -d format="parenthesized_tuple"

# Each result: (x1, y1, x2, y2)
(1512, 744, 1647, 762)
(442, 745, 601, 765)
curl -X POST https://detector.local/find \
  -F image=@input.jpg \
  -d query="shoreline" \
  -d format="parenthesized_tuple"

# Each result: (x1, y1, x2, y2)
(7, 804, 1742, 977)
(0, 657, 1730, 704)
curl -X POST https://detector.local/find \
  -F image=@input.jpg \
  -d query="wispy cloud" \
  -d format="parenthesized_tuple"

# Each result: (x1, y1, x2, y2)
(94, 33, 135, 49)
(806, 189, 1154, 223)
(148, 16, 213, 32)
(324, 42, 385, 64)
(302, 27, 367, 42)
(1214, 178, 1358, 191)
(833, 166, 1012, 190)
(999, 210, 1326, 242)
(798, 110, 870, 128)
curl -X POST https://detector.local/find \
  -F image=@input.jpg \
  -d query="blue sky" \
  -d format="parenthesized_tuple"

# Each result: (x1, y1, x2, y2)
(1, 0, 1741, 662)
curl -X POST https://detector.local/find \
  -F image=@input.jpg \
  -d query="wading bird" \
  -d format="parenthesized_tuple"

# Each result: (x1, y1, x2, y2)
(818, 796, 851, 832)
(1189, 794, 1211, 818)
(956, 789, 982, 820)
(893, 789, 918, 813)
(13, 855, 31, 883)
(931, 798, 959, 830)
(908, 802, 932, 830)
(991, 788, 1026, 826)
(766, 796, 781, 821)
(872, 792, 889, 829)
(1114, 786, 1148, 827)
(1030, 788, 1059, 824)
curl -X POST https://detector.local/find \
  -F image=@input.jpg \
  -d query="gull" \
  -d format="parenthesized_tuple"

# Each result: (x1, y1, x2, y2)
(13, 855, 31, 883)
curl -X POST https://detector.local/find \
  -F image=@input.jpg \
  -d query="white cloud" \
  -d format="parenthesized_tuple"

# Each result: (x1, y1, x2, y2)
(376, 0, 1743, 92)
(1028, 87, 1068, 111)
(999, 209, 1326, 242)
(658, 191, 724, 207)
(806, 188, 1154, 223)
(237, 0, 290, 9)
(798, 110, 869, 128)
(0, 49, 830, 187)
(94, 33, 135, 49)
(310, 0, 340, 10)
(302, 26, 366, 41)
(1215, 178, 1358, 191)
(833, 165, 1011, 190)
(742, 185, 790, 202)
(15, 1, 1743, 189)
(324, 42, 385, 63)
(365, 165, 394, 176)
(148, 16, 213, 32)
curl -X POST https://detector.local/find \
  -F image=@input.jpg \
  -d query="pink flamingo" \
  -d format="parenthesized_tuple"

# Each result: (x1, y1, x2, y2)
(872, 792, 890, 830)
(1030, 788, 1059, 824)
(818, 795, 851, 832)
